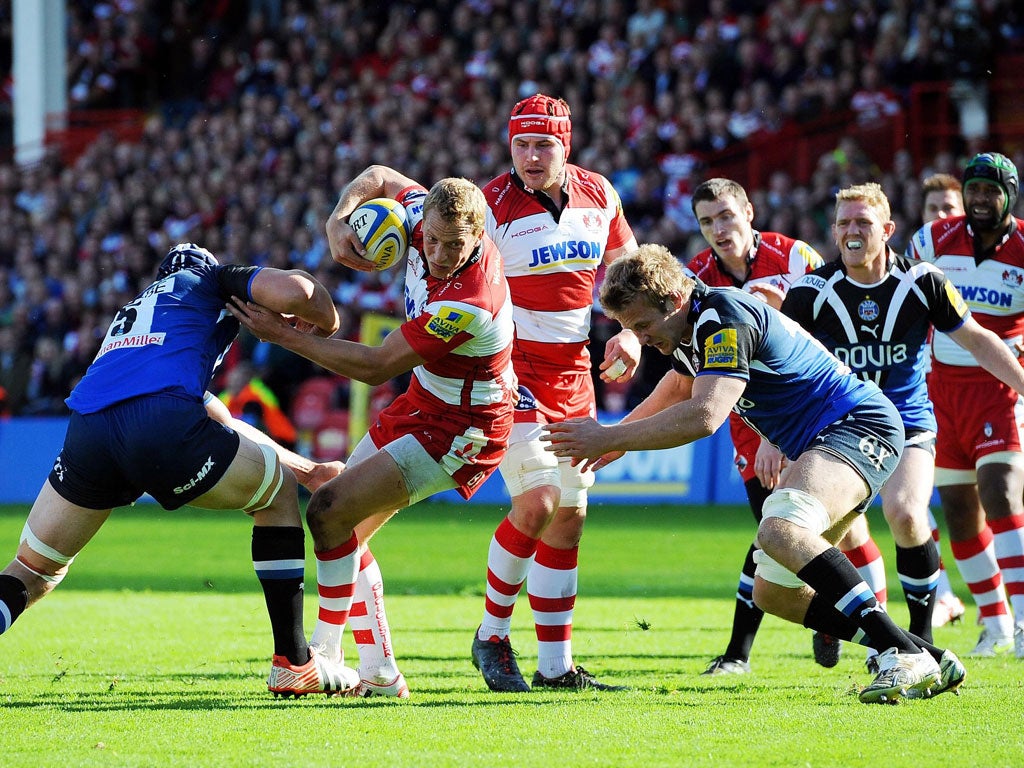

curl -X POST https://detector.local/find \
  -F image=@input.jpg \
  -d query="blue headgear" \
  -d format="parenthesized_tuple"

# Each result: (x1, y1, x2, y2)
(157, 243, 219, 278)
(963, 152, 1019, 218)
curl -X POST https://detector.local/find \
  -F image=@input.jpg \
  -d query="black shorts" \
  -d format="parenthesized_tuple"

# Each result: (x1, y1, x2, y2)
(51, 394, 240, 510)
(807, 392, 905, 512)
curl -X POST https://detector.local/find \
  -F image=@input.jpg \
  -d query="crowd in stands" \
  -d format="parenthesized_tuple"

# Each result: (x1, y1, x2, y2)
(1, 0, 1024, 425)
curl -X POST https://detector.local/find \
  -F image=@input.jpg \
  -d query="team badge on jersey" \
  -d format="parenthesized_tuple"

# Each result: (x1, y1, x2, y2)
(858, 299, 880, 322)
(426, 305, 474, 341)
(704, 329, 739, 368)
(1002, 268, 1024, 288)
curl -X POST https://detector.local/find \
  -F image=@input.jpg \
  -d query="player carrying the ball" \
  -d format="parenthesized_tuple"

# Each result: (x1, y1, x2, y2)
(232, 169, 516, 699)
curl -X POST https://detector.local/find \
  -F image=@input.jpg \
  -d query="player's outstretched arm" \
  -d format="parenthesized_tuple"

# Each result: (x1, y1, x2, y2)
(204, 393, 344, 493)
(544, 373, 741, 462)
(248, 268, 339, 338)
(949, 319, 1024, 396)
(227, 297, 424, 386)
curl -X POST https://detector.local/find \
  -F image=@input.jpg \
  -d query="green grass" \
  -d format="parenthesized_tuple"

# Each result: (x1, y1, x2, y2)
(0, 501, 1021, 767)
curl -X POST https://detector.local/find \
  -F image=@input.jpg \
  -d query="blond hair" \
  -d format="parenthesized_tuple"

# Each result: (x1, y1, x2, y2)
(423, 177, 487, 236)
(834, 182, 891, 222)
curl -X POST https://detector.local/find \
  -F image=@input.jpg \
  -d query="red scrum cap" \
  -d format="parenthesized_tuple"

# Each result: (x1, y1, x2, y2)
(508, 94, 572, 159)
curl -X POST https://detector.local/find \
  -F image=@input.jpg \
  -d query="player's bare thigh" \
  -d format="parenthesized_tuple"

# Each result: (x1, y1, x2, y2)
(191, 435, 300, 527)
(780, 449, 871, 536)
(878, 444, 934, 546)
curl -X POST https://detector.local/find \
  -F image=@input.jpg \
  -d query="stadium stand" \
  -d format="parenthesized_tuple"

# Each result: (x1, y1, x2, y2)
(1, 0, 1023, 417)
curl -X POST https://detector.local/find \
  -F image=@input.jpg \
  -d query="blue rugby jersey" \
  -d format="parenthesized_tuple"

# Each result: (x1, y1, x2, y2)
(67, 264, 260, 414)
(671, 280, 882, 458)
(782, 251, 968, 433)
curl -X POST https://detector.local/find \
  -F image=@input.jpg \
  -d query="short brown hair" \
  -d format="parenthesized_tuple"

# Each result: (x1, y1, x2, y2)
(600, 244, 694, 321)
(690, 178, 749, 215)
(921, 173, 961, 199)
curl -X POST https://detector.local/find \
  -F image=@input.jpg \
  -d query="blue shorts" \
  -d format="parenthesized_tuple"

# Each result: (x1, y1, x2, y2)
(807, 392, 904, 512)
(50, 394, 240, 510)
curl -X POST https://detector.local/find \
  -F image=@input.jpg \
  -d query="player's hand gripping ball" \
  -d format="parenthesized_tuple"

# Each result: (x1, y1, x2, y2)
(348, 198, 411, 270)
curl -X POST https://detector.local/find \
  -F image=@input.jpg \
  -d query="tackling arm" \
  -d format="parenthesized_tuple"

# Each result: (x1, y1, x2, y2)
(544, 373, 743, 461)
(204, 394, 343, 493)
(248, 268, 339, 338)
(228, 298, 424, 386)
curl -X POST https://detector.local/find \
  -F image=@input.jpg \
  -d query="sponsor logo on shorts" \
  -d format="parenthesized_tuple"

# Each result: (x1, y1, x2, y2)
(174, 456, 215, 495)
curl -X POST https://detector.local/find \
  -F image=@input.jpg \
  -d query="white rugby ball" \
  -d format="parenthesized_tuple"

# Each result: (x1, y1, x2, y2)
(348, 197, 410, 270)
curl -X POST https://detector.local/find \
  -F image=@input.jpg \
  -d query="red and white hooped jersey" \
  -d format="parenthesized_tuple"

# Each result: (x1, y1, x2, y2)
(908, 216, 1024, 377)
(685, 231, 823, 481)
(483, 166, 634, 420)
(685, 231, 823, 294)
(369, 185, 515, 497)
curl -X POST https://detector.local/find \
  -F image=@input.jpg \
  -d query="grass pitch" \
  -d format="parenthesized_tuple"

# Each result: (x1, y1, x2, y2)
(0, 501, 1021, 767)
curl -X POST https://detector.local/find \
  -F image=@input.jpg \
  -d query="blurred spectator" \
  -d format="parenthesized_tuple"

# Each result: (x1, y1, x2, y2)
(0, 323, 31, 415)
(218, 359, 298, 449)
(849, 63, 902, 127)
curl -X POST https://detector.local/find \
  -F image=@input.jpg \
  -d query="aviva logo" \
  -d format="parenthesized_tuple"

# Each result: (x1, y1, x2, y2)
(944, 282, 968, 317)
(704, 328, 739, 368)
(426, 305, 474, 341)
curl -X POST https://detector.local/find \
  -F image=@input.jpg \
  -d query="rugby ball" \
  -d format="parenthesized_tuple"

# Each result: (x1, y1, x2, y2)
(348, 198, 410, 270)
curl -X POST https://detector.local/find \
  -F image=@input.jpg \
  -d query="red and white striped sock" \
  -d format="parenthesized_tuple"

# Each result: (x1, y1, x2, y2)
(843, 537, 888, 607)
(479, 517, 538, 641)
(529, 541, 578, 679)
(991, 513, 1024, 621)
(309, 534, 360, 663)
(929, 509, 956, 598)
(349, 547, 399, 679)
(951, 527, 1013, 636)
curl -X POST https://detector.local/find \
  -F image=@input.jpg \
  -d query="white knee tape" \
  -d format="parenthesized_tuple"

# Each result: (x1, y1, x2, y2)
(21, 522, 74, 566)
(761, 489, 831, 536)
(244, 443, 285, 513)
(752, 548, 805, 589)
(557, 459, 594, 508)
(19, 522, 75, 584)
(499, 437, 559, 497)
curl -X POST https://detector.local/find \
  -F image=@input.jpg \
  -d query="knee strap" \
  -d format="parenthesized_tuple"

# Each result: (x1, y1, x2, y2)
(244, 443, 285, 513)
(761, 488, 831, 536)
(18, 522, 75, 584)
